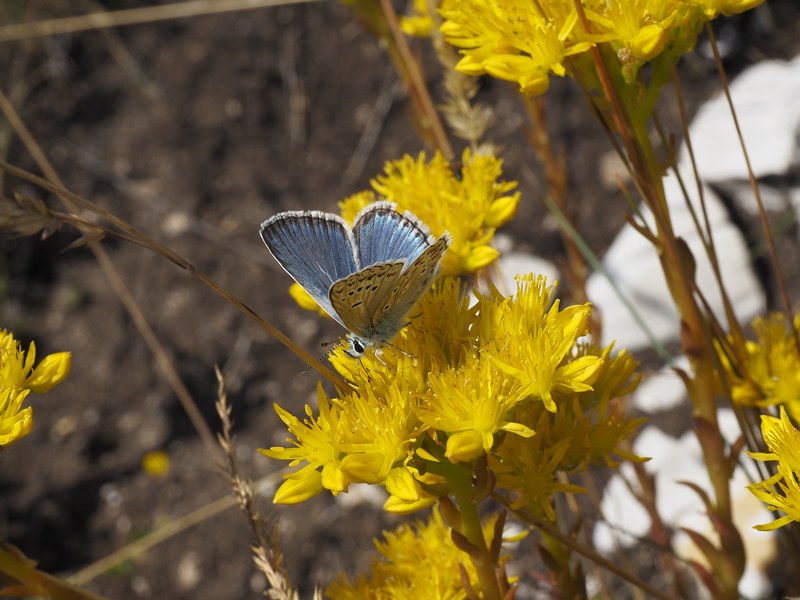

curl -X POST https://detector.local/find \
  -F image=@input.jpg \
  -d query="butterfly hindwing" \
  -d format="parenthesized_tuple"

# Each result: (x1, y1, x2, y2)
(260, 211, 358, 326)
(331, 234, 450, 345)
(349, 233, 451, 345)
(353, 201, 434, 267)
(328, 261, 406, 336)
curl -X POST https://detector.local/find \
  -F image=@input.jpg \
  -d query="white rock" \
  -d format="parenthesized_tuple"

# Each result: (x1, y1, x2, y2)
(335, 482, 387, 508)
(632, 357, 690, 412)
(682, 54, 800, 181)
(176, 551, 202, 591)
(594, 412, 776, 598)
(494, 251, 560, 296)
(587, 171, 764, 350)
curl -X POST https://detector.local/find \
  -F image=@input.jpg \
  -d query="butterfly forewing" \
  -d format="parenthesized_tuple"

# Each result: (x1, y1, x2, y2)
(260, 212, 358, 325)
(354, 202, 434, 267)
(328, 261, 406, 336)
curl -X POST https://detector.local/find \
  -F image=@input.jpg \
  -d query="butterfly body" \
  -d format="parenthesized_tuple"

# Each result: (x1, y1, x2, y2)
(260, 202, 450, 357)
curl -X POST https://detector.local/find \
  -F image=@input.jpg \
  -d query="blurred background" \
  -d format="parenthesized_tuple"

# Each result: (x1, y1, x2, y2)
(1, 1, 800, 597)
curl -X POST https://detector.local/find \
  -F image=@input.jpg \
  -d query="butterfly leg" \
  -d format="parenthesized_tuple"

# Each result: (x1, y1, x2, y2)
(355, 356, 372, 383)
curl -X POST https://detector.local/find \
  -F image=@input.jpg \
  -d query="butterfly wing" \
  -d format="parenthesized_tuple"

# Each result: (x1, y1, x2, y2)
(353, 201, 435, 267)
(330, 233, 451, 346)
(369, 234, 451, 340)
(328, 261, 406, 338)
(260, 211, 358, 326)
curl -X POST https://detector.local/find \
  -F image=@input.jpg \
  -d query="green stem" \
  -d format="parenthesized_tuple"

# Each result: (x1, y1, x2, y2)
(441, 463, 503, 600)
(580, 34, 743, 591)
(626, 106, 744, 598)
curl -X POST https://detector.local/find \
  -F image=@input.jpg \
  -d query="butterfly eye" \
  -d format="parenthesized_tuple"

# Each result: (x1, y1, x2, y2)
(347, 337, 366, 358)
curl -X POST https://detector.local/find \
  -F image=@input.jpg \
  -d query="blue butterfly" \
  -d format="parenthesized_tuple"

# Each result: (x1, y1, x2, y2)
(260, 201, 451, 357)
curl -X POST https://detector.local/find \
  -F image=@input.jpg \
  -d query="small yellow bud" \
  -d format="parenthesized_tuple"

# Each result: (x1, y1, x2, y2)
(142, 450, 170, 478)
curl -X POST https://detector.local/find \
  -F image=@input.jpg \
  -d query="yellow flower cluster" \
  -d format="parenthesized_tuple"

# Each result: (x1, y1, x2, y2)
(747, 407, 800, 531)
(0, 329, 71, 448)
(720, 312, 800, 529)
(342, 148, 519, 276)
(327, 509, 494, 598)
(403, 0, 766, 95)
(724, 313, 800, 421)
(261, 275, 642, 517)
(401, 0, 438, 37)
(290, 147, 518, 313)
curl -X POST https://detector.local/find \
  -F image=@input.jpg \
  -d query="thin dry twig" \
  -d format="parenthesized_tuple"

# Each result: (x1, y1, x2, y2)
(67, 142, 273, 267)
(425, 0, 493, 147)
(0, 191, 66, 239)
(343, 70, 399, 190)
(214, 367, 301, 600)
(0, 0, 318, 43)
(67, 468, 285, 585)
(705, 24, 800, 355)
(0, 89, 225, 463)
(375, 0, 454, 159)
(280, 29, 307, 153)
(495, 496, 674, 600)
(0, 158, 350, 394)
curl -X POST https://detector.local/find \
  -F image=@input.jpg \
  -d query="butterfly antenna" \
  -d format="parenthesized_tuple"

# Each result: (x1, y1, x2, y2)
(298, 342, 338, 375)
(383, 341, 416, 360)
(319, 338, 344, 361)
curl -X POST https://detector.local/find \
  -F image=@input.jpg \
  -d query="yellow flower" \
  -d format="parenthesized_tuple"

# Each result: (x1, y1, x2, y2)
(261, 378, 422, 503)
(416, 356, 534, 463)
(682, 0, 765, 17)
(723, 313, 800, 420)
(491, 414, 586, 521)
(747, 407, 800, 530)
(489, 348, 642, 519)
(439, 0, 766, 95)
(440, 0, 592, 95)
(487, 276, 603, 412)
(401, 0, 437, 37)
(584, 0, 681, 63)
(142, 450, 170, 478)
(327, 509, 492, 599)
(0, 329, 71, 448)
(336, 384, 420, 485)
(0, 388, 32, 447)
(259, 384, 347, 502)
(383, 493, 438, 514)
(569, 346, 645, 468)
(0, 330, 71, 394)
(355, 148, 519, 276)
(263, 273, 640, 513)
